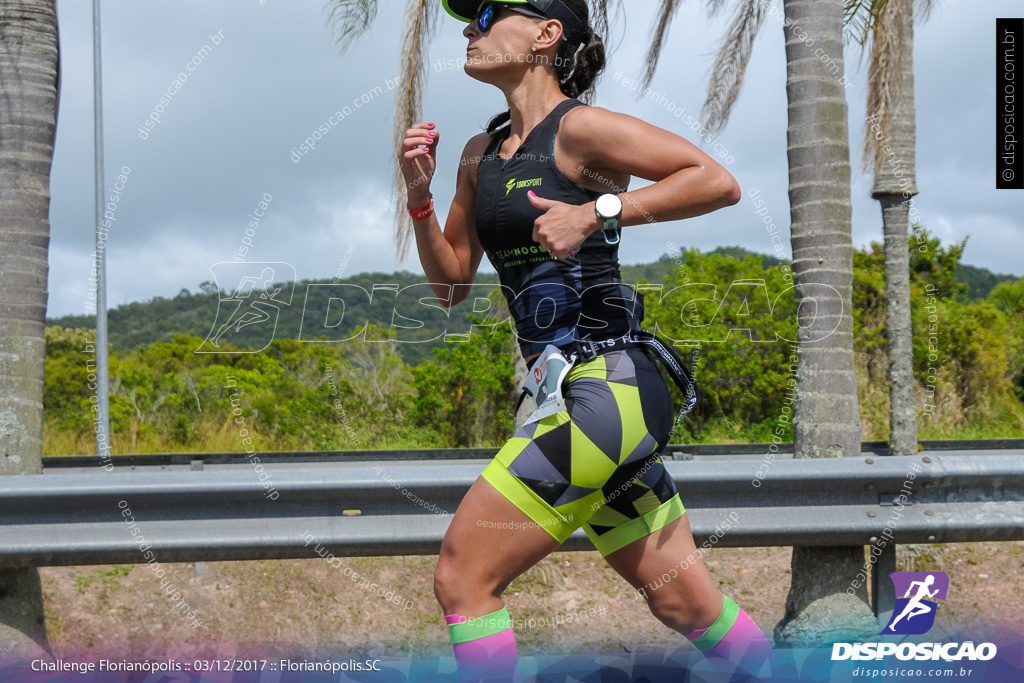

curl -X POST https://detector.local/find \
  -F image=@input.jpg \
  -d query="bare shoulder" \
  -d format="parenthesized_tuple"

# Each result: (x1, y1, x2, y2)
(559, 105, 639, 147)
(557, 105, 632, 193)
(462, 130, 493, 160)
(459, 131, 495, 189)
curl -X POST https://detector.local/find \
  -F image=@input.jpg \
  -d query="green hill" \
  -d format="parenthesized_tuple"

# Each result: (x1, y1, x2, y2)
(958, 263, 1019, 300)
(45, 247, 1012, 364)
(42, 232, 1024, 455)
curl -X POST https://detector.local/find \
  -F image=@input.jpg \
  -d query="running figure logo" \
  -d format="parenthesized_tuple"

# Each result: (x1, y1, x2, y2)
(196, 262, 295, 353)
(882, 571, 949, 635)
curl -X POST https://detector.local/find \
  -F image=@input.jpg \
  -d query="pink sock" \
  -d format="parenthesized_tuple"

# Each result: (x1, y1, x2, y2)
(685, 595, 774, 675)
(445, 607, 517, 681)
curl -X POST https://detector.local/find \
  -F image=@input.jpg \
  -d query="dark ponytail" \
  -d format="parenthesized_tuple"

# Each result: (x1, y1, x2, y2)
(553, 0, 606, 100)
(485, 0, 605, 134)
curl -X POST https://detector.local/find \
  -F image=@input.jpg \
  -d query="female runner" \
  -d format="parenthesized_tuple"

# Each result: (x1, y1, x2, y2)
(399, 1, 774, 678)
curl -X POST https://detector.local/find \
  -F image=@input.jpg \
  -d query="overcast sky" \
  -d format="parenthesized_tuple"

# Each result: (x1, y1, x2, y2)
(45, 0, 1023, 319)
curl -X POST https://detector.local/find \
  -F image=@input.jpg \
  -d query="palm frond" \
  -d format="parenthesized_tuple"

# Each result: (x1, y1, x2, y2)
(639, 0, 684, 93)
(391, 0, 438, 261)
(324, 0, 380, 53)
(914, 0, 935, 25)
(700, 0, 768, 134)
(703, 0, 730, 20)
(594, 0, 626, 55)
(862, 0, 906, 175)
(844, 0, 886, 49)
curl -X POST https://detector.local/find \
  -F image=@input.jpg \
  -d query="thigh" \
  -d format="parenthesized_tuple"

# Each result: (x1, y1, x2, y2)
(438, 475, 562, 598)
(604, 512, 721, 614)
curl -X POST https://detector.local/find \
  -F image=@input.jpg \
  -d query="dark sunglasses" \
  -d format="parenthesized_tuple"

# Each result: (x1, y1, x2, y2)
(474, 2, 549, 33)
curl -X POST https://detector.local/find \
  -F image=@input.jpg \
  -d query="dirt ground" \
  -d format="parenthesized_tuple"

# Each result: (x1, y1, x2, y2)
(36, 541, 1023, 663)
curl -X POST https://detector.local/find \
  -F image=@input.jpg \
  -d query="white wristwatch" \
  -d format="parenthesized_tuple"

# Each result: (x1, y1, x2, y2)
(595, 193, 623, 245)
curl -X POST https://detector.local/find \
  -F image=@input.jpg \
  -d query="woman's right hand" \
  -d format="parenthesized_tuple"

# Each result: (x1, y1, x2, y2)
(400, 122, 439, 207)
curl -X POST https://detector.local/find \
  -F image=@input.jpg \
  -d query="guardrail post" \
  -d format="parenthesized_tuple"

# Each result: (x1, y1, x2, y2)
(872, 542, 897, 626)
(190, 459, 207, 579)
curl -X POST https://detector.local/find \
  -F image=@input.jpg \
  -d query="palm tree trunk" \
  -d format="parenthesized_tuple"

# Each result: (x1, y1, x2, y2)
(879, 196, 916, 451)
(0, 0, 59, 659)
(773, 0, 877, 645)
(872, 0, 918, 456)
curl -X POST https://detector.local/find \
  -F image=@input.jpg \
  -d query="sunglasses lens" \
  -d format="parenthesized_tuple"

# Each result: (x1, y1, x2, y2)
(478, 4, 494, 30)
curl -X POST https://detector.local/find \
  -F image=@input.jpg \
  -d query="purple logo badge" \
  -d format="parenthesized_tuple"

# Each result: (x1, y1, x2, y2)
(882, 571, 950, 635)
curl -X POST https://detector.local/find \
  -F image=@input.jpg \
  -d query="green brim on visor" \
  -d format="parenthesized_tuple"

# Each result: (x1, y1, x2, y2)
(443, 0, 590, 48)
(442, 0, 531, 22)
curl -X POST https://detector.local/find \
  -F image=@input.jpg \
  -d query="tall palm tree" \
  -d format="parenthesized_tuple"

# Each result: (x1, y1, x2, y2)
(773, 0, 877, 645)
(645, 0, 876, 643)
(847, 0, 935, 456)
(0, 0, 59, 659)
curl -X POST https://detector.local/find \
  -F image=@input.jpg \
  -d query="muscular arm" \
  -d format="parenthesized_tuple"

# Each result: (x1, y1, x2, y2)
(560, 106, 741, 229)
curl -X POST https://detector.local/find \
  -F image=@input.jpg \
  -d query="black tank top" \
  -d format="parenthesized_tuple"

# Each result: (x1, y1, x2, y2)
(475, 98, 645, 358)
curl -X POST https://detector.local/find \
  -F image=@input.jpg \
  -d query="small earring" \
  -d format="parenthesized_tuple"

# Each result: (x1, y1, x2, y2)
(532, 44, 537, 52)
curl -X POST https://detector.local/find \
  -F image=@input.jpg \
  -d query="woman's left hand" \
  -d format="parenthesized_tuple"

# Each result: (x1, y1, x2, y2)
(528, 190, 600, 259)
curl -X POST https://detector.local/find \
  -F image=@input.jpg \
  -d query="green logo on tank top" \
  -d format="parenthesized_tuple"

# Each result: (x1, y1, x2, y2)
(505, 177, 543, 196)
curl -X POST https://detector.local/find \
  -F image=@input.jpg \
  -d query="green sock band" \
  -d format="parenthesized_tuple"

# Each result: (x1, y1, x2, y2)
(690, 594, 739, 652)
(448, 606, 512, 645)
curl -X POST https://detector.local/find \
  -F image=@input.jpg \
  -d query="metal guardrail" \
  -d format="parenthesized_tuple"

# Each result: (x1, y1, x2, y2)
(3, 454, 1022, 570)
(39, 438, 1024, 469)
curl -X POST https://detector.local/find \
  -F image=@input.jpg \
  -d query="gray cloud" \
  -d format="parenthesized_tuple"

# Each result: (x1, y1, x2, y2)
(46, 0, 1022, 318)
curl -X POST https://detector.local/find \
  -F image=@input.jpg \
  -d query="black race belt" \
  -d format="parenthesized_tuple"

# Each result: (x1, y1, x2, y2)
(559, 330, 700, 416)
(515, 330, 700, 420)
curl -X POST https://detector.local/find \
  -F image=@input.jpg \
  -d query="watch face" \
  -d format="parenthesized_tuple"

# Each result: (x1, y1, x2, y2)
(595, 193, 622, 218)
